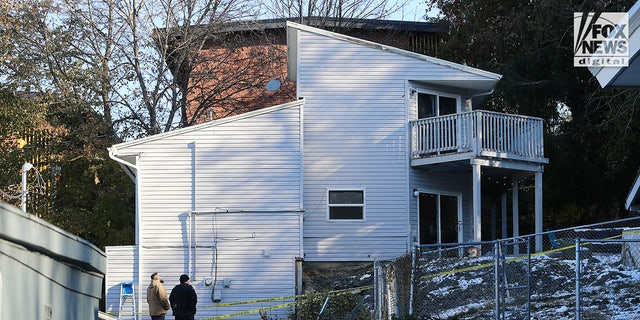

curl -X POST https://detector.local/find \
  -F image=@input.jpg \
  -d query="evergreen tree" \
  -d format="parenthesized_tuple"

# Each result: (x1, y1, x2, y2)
(428, 0, 640, 226)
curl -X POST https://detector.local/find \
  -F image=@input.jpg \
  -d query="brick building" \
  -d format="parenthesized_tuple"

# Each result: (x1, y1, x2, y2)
(164, 17, 444, 124)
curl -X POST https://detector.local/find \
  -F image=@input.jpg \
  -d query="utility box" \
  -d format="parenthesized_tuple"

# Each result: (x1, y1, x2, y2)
(212, 281, 224, 303)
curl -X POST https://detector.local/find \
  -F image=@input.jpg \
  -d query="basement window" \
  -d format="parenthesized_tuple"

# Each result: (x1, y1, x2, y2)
(327, 190, 365, 220)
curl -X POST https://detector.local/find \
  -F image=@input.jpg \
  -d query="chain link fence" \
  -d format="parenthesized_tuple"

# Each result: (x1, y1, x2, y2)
(374, 217, 640, 319)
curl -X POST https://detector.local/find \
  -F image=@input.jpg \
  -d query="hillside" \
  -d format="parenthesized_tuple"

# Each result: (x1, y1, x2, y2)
(414, 250, 640, 319)
(302, 246, 640, 319)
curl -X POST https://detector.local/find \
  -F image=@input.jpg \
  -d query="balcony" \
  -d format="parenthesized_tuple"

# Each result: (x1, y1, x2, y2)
(410, 110, 548, 167)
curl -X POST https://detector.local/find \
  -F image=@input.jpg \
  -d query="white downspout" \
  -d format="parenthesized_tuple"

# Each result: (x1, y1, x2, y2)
(469, 89, 494, 101)
(466, 89, 495, 111)
(108, 148, 142, 316)
(188, 142, 197, 279)
(188, 210, 193, 279)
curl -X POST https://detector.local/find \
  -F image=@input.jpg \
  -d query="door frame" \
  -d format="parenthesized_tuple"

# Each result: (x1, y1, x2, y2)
(414, 88, 462, 118)
(416, 190, 463, 245)
(414, 88, 463, 154)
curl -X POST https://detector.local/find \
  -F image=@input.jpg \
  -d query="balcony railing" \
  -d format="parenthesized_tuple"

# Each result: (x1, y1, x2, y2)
(410, 110, 546, 163)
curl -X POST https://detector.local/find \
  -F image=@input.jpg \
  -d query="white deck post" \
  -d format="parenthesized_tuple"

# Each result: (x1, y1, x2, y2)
(512, 179, 519, 238)
(472, 163, 482, 242)
(501, 192, 507, 239)
(512, 178, 520, 254)
(535, 171, 543, 252)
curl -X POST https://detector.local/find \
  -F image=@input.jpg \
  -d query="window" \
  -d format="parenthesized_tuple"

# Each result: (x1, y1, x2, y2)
(328, 190, 364, 220)
(417, 91, 459, 119)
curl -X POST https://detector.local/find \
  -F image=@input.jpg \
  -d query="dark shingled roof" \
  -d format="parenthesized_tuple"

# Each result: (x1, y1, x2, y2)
(212, 16, 443, 34)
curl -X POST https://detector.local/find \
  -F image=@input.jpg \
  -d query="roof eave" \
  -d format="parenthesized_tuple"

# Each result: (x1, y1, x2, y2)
(626, 168, 640, 211)
(589, 1, 640, 87)
(285, 21, 502, 86)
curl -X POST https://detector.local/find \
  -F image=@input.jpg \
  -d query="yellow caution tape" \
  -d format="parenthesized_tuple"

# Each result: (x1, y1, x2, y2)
(106, 285, 373, 317)
(420, 233, 632, 279)
(201, 285, 373, 308)
(200, 301, 297, 320)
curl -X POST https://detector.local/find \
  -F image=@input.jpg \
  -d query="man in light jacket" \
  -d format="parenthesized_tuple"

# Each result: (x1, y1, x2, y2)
(147, 272, 170, 320)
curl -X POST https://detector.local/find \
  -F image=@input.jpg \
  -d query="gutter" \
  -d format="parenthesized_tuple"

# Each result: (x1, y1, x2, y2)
(108, 147, 138, 182)
(466, 89, 495, 110)
(470, 89, 494, 99)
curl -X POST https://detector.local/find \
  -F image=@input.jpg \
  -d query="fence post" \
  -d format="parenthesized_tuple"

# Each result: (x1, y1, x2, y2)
(373, 259, 382, 320)
(494, 241, 500, 319)
(575, 238, 581, 320)
(409, 245, 416, 316)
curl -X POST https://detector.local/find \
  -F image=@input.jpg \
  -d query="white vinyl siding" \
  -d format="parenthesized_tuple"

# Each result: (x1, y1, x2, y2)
(106, 102, 303, 319)
(293, 28, 495, 261)
(117, 104, 303, 245)
(104, 246, 138, 316)
(296, 31, 410, 261)
(105, 211, 301, 320)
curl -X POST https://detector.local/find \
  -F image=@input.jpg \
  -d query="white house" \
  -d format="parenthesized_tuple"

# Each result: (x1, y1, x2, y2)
(588, 1, 640, 211)
(105, 21, 548, 319)
(588, 0, 640, 88)
(628, 172, 640, 211)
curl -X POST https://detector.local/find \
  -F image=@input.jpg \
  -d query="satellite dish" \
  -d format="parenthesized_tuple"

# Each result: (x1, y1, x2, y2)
(266, 78, 281, 91)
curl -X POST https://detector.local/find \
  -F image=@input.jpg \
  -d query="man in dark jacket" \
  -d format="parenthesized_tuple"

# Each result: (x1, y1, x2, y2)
(169, 274, 197, 320)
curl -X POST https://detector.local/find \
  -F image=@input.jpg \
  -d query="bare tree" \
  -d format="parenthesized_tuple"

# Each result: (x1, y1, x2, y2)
(2, 0, 418, 139)
(261, 0, 412, 24)
(171, 0, 424, 126)
(62, 0, 264, 137)
(0, 0, 261, 139)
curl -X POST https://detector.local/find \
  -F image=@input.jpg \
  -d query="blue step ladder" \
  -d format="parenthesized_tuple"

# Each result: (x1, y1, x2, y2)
(118, 282, 137, 320)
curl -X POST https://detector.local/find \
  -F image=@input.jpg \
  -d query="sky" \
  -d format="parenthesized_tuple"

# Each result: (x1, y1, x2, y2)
(387, 0, 438, 21)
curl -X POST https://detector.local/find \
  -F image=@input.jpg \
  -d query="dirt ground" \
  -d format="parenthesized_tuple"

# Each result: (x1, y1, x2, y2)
(302, 262, 374, 293)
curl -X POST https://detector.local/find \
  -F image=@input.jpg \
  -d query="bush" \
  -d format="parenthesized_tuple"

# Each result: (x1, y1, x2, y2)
(288, 289, 373, 320)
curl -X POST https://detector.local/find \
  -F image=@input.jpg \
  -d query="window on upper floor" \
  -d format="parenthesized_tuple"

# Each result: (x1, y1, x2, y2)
(327, 190, 365, 220)
(417, 91, 460, 119)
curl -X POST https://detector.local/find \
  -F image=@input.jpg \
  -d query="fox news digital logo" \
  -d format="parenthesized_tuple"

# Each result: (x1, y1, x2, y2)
(574, 12, 628, 67)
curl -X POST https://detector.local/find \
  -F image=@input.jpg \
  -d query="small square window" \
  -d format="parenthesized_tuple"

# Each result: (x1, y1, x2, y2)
(328, 190, 364, 220)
